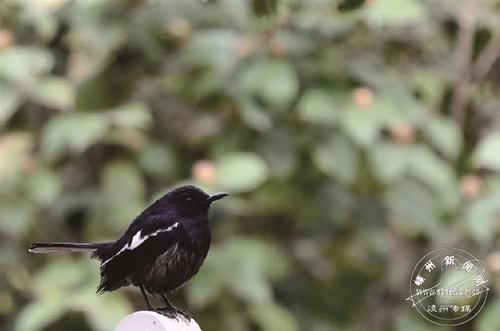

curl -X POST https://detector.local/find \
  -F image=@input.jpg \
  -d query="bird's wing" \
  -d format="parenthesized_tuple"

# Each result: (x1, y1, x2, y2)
(96, 217, 185, 293)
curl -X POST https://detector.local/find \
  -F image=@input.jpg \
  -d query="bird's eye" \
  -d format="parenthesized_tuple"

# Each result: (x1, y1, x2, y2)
(186, 197, 192, 201)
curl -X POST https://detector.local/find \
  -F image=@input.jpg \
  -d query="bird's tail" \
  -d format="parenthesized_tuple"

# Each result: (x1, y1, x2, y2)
(29, 242, 111, 254)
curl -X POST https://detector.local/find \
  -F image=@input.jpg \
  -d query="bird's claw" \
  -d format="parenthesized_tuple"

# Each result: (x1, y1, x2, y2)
(155, 307, 192, 321)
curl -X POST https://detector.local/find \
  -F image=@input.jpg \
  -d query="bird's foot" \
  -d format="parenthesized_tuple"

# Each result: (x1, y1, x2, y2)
(155, 307, 192, 321)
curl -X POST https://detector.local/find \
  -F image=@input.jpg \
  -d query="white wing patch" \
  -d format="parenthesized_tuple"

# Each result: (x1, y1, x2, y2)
(102, 222, 179, 266)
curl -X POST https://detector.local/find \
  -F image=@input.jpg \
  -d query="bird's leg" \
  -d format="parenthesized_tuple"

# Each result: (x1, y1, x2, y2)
(140, 287, 181, 319)
(160, 294, 175, 310)
(140, 286, 189, 320)
(140, 286, 154, 311)
(157, 294, 191, 321)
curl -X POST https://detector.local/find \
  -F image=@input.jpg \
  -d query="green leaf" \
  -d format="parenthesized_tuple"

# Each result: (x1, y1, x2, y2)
(20, 258, 129, 331)
(41, 113, 107, 162)
(216, 152, 268, 193)
(239, 99, 273, 132)
(102, 161, 145, 230)
(478, 298, 500, 331)
(424, 117, 462, 160)
(64, 4, 125, 82)
(220, 240, 274, 303)
(206, 238, 290, 304)
(239, 59, 299, 110)
(138, 143, 177, 179)
(370, 142, 410, 183)
(249, 303, 299, 331)
(409, 147, 451, 188)
(259, 130, 297, 179)
(15, 1, 60, 41)
(375, 91, 423, 126)
(412, 69, 447, 106)
(0, 133, 33, 185)
(463, 194, 500, 245)
(79, 293, 132, 331)
(0, 83, 20, 128)
(186, 257, 224, 308)
(220, 306, 248, 331)
(474, 132, 500, 171)
(229, 274, 272, 304)
(434, 269, 475, 306)
(364, 0, 427, 26)
(185, 30, 240, 77)
(297, 89, 338, 125)
(15, 299, 65, 331)
(0, 199, 34, 238)
(33, 259, 97, 297)
(0, 47, 53, 87)
(30, 77, 74, 110)
(221, 238, 290, 281)
(340, 109, 382, 147)
(106, 102, 151, 129)
(26, 169, 61, 206)
(395, 310, 445, 331)
(386, 179, 443, 237)
(313, 135, 359, 183)
(409, 146, 459, 210)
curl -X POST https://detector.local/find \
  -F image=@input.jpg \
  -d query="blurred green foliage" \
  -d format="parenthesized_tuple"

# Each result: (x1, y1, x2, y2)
(0, 0, 500, 330)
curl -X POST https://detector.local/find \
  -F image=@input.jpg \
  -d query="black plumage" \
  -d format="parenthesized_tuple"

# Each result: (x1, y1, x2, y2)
(29, 185, 228, 319)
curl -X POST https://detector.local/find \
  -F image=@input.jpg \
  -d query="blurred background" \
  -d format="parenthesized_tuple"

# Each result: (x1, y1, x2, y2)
(0, 0, 500, 330)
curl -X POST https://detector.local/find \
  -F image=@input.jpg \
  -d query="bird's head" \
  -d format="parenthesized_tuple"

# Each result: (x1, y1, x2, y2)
(163, 185, 228, 218)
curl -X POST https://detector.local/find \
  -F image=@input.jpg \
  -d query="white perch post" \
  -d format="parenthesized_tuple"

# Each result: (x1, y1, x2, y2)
(115, 311, 202, 331)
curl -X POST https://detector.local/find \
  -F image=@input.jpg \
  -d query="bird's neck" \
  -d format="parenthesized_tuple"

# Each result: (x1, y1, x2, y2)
(182, 213, 208, 231)
(182, 214, 210, 245)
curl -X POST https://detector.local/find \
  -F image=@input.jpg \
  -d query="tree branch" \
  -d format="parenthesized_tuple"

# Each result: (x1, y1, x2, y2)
(449, 0, 478, 128)
(471, 33, 500, 83)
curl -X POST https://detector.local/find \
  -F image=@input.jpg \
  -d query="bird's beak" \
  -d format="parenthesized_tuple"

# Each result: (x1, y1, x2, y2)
(208, 192, 229, 202)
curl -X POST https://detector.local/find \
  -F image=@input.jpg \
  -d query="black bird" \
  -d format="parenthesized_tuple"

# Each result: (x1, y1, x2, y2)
(30, 185, 228, 320)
